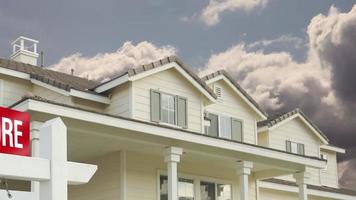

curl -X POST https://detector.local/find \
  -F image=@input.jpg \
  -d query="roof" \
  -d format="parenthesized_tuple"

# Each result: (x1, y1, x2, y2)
(92, 56, 217, 99)
(9, 95, 325, 162)
(0, 58, 99, 92)
(263, 178, 356, 196)
(257, 108, 329, 142)
(201, 70, 268, 117)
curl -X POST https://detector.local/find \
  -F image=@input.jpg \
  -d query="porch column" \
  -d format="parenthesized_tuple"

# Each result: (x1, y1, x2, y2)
(293, 171, 310, 200)
(30, 121, 42, 199)
(236, 161, 253, 200)
(164, 147, 183, 200)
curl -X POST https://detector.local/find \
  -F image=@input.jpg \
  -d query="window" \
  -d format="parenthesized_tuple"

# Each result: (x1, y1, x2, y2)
(321, 154, 328, 170)
(160, 175, 194, 200)
(151, 90, 187, 127)
(205, 112, 243, 142)
(286, 141, 305, 155)
(201, 181, 231, 200)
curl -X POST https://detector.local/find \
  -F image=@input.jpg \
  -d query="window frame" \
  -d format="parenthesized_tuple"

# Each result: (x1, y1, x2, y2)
(151, 89, 188, 128)
(157, 170, 233, 200)
(286, 140, 305, 156)
(205, 111, 244, 142)
(320, 153, 328, 170)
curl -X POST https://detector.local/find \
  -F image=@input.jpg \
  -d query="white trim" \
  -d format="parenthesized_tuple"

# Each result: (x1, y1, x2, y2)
(13, 99, 326, 170)
(95, 74, 129, 93)
(69, 89, 111, 104)
(0, 67, 30, 80)
(31, 79, 70, 96)
(258, 180, 356, 200)
(205, 75, 267, 120)
(94, 62, 217, 103)
(128, 82, 134, 118)
(320, 145, 345, 153)
(120, 150, 127, 200)
(11, 36, 39, 45)
(261, 113, 329, 144)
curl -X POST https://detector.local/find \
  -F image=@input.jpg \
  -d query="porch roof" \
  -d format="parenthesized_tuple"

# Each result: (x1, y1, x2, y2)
(10, 96, 326, 171)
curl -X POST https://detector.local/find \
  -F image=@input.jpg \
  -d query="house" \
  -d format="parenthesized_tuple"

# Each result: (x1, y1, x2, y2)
(0, 37, 355, 200)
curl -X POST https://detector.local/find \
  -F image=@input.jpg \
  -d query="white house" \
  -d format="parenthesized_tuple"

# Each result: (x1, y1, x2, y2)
(0, 37, 355, 200)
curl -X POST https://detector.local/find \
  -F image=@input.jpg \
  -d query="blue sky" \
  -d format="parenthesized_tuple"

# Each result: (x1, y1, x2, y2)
(0, 0, 354, 66)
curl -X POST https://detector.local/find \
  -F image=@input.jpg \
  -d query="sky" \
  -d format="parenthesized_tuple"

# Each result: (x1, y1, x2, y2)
(1, 0, 356, 189)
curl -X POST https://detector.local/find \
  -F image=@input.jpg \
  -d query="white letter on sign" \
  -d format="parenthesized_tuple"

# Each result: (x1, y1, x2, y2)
(14, 120, 23, 149)
(2, 117, 14, 147)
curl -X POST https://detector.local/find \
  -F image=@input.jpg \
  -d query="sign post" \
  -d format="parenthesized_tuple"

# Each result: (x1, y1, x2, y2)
(0, 107, 97, 200)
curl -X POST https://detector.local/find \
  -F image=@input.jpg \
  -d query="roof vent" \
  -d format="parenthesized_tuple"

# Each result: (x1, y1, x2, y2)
(214, 85, 223, 99)
(10, 36, 39, 66)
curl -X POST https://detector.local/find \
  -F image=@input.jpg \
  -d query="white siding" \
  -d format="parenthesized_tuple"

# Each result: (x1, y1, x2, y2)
(260, 188, 332, 200)
(105, 82, 131, 117)
(268, 118, 323, 185)
(258, 131, 269, 147)
(69, 152, 121, 200)
(320, 150, 339, 188)
(205, 80, 259, 144)
(0, 75, 30, 107)
(132, 68, 203, 133)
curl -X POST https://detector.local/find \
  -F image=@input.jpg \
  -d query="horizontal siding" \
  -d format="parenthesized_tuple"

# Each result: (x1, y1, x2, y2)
(268, 118, 323, 185)
(105, 82, 130, 117)
(205, 80, 258, 144)
(320, 150, 339, 188)
(69, 152, 121, 200)
(132, 68, 203, 133)
(260, 188, 332, 200)
(0, 75, 30, 107)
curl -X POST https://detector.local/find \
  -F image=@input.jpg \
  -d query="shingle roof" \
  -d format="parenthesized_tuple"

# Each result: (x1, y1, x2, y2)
(263, 178, 356, 196)
(257, 108, 329, 142)
(201, 70, 268, 117)
(0, 58, 99, 92)
(92, 56, 217, 99)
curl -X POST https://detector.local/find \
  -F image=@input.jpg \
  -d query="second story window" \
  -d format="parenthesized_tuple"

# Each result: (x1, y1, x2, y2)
(205, 112, 243, 142)
(286, 140, 305, 155)
(150, 90, 187, 128)
(320, 153, 328, 170)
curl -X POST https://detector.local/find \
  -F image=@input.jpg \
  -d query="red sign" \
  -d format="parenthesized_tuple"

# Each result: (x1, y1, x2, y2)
(0, 107, 30, 156)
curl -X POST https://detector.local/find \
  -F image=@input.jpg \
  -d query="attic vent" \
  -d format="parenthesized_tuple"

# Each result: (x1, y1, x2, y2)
(214, 85, 223, 99)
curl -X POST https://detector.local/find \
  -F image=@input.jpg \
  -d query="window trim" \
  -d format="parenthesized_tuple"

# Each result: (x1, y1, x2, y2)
(157, 170, 233, 200)
(286, 140, 305, 156)
(151, 89, 188, 128)
(320, 153, 328, 170)
(205, 111, 244, 142)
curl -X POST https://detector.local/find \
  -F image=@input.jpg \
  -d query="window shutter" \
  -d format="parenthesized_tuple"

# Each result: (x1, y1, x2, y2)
(177, 96, 187, 128)
(206, 113, 219, 137)
(286, 141, 292, 153)
(231, 119, 243, 142)
(150, 90, 160, 122)
(298, 144, 305, 155)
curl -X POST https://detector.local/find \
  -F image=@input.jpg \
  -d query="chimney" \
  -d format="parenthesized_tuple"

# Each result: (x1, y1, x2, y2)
(10, 36, 39, 66)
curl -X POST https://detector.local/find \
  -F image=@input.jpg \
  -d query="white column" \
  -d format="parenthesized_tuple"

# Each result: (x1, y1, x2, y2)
(120, 150, 127, 200)
(39, 118, 68, 200)
(236, 161, 253, 200)
(30, 121, 42, 200)
(294, 171, 310, 200)
(164, 147, 183, 200)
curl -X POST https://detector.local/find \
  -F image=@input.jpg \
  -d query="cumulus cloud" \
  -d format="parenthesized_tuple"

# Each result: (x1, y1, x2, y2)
(183, 0, 268, 26)
(200, 5, 356, 188)
(50, 41, 176, 82)
(247, 35, 305, 49)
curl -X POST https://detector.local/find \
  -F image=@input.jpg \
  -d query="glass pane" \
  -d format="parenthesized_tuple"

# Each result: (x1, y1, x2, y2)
(206, 114, 218, 137)
(217, 184, 231, 200)
(291, 142, 298, 154)
(178, 178, 194, 200)
(160, 176, 168, 200)
(161, 94, 176, 125)
(220, 116, 231, 139)
(201, 181, 215, 200)
(231, 119, 242, 142)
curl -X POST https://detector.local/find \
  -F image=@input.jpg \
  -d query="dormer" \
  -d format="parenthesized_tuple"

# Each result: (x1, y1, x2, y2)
(10, 36, 39, 66)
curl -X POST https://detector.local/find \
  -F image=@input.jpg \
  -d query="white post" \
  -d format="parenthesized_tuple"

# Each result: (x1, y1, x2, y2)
(294, 171, 310, 200)
(39, 118, 68, 200)
(30, 121, 42, 200)
(236, 161, 253, 200)
(120, 150, 127, 200)
(164, 147, 183, 200)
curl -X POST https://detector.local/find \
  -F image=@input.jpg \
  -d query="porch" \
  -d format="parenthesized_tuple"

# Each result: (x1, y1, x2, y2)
(8, 97, 325, 200)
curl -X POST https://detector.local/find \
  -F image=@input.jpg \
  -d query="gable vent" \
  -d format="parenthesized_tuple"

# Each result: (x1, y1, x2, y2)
(214, 85, 223, 99)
